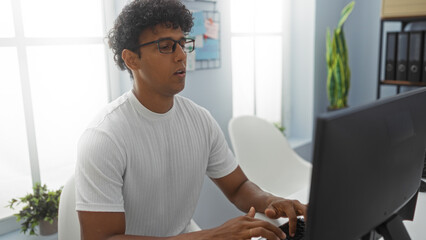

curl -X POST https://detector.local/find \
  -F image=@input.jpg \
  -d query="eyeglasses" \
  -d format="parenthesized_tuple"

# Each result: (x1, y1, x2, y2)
(134, 37, 195, 54)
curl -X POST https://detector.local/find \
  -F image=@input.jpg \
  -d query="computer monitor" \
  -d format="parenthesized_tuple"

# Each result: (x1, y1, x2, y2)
(306, 88, 426, 240)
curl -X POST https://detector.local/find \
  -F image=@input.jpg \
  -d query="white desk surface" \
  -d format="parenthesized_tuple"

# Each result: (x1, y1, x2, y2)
(254, 187, 426, 240)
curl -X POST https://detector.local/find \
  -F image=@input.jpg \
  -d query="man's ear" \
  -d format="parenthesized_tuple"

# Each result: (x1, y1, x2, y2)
(122, 49, 140, 71)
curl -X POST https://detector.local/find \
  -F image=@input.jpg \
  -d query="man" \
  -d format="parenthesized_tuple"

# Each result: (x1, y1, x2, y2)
(75, 0, 307, 239)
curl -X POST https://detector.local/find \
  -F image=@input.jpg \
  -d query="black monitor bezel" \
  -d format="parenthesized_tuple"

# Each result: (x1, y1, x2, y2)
(306, 88, 426, 240)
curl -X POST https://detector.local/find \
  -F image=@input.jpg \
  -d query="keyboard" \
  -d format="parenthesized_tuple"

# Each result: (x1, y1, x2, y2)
(279, 217, 305, 240)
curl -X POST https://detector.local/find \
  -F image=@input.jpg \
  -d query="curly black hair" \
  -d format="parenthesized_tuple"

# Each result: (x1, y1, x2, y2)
(107, 0, 194, 78)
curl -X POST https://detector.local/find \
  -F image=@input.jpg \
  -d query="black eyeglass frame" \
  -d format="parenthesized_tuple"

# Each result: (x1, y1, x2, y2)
(134, 37, 195, 54)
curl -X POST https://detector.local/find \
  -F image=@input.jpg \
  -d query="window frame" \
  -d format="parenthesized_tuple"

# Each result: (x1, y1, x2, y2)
(0, 0, 118, 234)
(230, 0, 291, 129)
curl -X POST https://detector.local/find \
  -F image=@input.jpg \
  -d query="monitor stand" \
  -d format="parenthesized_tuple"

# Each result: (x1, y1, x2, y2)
(361, 231, 382, 240)
(376, 215, 411, 240)
(362, 191, 418, 240)
(360, 215, 410, 240)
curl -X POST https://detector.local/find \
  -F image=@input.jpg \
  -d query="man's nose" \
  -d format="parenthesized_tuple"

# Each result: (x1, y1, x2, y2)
(174, 44, 186, 62)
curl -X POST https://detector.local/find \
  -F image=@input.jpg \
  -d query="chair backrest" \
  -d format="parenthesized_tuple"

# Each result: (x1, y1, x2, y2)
(58, 175, 80, 240)
(228, 115, 312, 197)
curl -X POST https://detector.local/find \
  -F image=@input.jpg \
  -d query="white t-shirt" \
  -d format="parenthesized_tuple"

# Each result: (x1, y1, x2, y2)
(75, 91, 237, 237)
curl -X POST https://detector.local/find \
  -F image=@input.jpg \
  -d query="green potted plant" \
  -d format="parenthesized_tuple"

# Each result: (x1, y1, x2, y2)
(326, 1, 355, 110)
(7, 183, 63, 236)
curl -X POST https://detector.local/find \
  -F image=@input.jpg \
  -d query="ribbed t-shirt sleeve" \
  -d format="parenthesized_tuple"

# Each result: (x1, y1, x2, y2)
(75, 128, 126, 212)
(205, 113, 238, 179)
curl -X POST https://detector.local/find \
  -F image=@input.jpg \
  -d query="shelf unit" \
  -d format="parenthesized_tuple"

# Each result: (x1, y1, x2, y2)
(377, 16, 426, 99)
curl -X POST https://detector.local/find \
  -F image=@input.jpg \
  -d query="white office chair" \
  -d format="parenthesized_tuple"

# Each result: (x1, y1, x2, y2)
(58, 175, 80, 240)
(228, 115, 312, 198)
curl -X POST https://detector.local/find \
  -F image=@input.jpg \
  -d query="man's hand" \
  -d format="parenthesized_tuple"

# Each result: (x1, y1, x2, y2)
(205, 207, 286, 240)
(212, 167, 307, 239)
(264, 198, 307, 238)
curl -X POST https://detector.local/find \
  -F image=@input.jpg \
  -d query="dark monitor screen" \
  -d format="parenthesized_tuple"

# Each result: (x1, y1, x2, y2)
(306, 88, 426, 239)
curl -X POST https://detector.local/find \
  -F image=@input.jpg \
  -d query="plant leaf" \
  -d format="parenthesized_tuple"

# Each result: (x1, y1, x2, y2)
(337, 1, 355, 33)
(326, 28, 332, 67)
(327, 64, 336, 107)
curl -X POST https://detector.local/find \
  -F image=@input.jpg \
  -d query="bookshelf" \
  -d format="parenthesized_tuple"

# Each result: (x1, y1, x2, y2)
(377, 0, 426, 99)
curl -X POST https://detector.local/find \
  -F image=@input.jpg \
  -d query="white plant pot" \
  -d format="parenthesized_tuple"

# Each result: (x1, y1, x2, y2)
(39, 217, 58, 236)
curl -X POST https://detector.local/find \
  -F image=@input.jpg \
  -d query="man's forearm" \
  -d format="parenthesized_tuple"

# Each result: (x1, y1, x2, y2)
(229, 179, 280, 213)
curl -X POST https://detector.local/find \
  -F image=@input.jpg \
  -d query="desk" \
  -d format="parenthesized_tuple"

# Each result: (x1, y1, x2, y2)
(254, 188, 426, 239)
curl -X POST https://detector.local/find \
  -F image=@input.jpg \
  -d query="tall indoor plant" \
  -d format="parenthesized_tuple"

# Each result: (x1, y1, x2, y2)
(7, 183, 62, 236)
(326, 1, 355, 110)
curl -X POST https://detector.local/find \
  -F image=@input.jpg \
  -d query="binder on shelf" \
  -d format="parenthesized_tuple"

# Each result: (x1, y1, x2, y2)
(396, 32, 409, 81)
(423, 31, 426, 82)
(385, 32, 397, 80)
(407, 31, 423, 82)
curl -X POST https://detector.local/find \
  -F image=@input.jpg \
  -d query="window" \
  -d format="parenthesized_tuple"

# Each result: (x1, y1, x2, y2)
(0, 0, 109, 233)
(231, 0, 285, 124)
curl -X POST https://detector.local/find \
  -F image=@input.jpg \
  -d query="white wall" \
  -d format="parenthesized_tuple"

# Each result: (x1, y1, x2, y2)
(287, 0, 316, 143)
